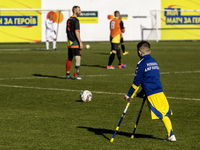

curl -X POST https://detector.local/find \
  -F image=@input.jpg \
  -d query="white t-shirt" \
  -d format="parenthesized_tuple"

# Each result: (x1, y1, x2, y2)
(45, 19, 56, 40)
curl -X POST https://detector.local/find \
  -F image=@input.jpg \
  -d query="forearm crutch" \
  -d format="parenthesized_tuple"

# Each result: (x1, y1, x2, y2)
(131, 96, 146, 139)
(110, 87, 139, 142)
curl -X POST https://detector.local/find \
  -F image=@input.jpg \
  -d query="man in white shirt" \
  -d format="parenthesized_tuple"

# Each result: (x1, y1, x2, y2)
(45, 14, 57, 50)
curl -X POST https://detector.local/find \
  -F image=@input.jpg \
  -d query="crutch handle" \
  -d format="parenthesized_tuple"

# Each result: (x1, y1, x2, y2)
(128, 98, 132, 102)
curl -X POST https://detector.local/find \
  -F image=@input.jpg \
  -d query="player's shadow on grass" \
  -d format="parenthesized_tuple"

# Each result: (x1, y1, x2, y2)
(76, 100, 83, 102)
(77, 126, 162, 141)
(81, 64, 106, 68)
(33, 74, 66, 79)
(95, 52, 110, 55)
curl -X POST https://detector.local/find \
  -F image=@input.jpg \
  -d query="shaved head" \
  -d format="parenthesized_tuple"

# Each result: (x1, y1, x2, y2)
(114, 10, 120, 17)
(137, 41, 151, 58)
(72, 6, 81, 17)
(137, 41, 151, 54)
(72, 6, 80, 13)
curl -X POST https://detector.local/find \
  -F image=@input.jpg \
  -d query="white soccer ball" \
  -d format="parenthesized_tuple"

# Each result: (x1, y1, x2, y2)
(80, 90, 92, 102)
(85, 44, 90, 49)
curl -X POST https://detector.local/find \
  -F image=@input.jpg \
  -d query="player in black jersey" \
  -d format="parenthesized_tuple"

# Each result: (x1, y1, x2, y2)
(66, 6, 83, 80)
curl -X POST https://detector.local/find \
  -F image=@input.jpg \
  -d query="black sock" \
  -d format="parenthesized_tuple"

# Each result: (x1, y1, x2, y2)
(108, 53, 115, 66)
(117, 51, 121, 65)
(121, 44, 125, 53)
(66, 73, 70, 76)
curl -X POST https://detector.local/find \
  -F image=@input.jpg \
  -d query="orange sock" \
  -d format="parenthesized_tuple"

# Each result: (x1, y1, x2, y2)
(66, 58, 72, 72)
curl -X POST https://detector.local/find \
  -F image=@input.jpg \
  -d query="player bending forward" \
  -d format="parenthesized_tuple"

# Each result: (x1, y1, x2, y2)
(66, 6, 83, 80)
(107, 11, 127, 69)
(124, 41, 176, 142)
(45, 14, 57, 50)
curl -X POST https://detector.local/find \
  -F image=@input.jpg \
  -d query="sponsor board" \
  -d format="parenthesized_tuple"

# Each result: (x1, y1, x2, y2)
(161, 0, 200, 40)
(78, 11, 98, 23)
(0, 16, 38, 26)
(0, 0, 41, 42)
(107, 14, 128, 20)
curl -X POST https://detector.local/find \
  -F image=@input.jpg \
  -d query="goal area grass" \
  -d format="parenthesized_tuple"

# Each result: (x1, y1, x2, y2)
(0, 41, 200, 149)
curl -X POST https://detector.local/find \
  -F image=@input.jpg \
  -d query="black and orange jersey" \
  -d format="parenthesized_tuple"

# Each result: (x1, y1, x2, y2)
(66, 16, 80, 42)
(110, 17, 125, 38)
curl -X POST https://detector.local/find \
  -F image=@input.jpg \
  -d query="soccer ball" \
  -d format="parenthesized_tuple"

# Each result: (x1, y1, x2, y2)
(80, 90, 92, 102)
(85, 44, 90, 49)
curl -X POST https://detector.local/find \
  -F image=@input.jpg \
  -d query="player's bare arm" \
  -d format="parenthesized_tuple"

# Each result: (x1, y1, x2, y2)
(75, 31, 83, 49)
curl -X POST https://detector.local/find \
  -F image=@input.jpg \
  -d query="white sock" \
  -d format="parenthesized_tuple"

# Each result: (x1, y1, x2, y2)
(46, 41, 49, 50)
(53, 40, 56, 49)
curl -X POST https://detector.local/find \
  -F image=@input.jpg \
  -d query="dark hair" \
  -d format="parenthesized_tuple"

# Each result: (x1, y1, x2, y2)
(114, 10, 120, 17)
(72, 6, 80, 13)
(137, 41, 150, 51)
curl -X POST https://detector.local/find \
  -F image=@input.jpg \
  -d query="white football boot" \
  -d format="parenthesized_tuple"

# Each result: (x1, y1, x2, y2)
(163, 135, 176, 142)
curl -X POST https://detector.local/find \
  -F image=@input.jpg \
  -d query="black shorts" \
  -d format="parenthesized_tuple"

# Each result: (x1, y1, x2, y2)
(111, 43, 120, 51)
(68, 48, 81, 57)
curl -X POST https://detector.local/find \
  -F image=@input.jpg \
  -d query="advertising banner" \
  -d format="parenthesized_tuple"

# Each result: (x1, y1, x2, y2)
(0, 0, 41, 43)
(78, 11, 98, 23)
(161, 0, 200, 40)
(0, 0, 163, 42)
(41, 0, 160, 42)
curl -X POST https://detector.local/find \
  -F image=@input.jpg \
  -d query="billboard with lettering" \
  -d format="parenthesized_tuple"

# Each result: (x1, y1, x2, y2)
(161, 0, 200, 40)
(0, 0, 41, 42)
(2, 0, 199, 42)
(78, 11, 98, 23)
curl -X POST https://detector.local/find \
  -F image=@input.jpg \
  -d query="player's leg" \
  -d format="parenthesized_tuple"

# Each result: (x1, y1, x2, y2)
(121, 38, 125, 53)
(110, 44, 112, 54)
(66, 48, 73, 79)
(116, 47, 121, 65)
(53, 33, 57, 50)
(53, 39, 57, 50)
(46, 40, 49, 50)
(74, 49, 84, 80)
(121, 38, 128, 55)
(147, 92, 176, 141)
(75, 49, 81, 75)
(107, 43, 117, 69)
(107, 51, 116, 69)
(75, 56, 81, 75)
(46, 32, 49, 50)
(162, 116, 176, 141)
(117, 45, 127, 69)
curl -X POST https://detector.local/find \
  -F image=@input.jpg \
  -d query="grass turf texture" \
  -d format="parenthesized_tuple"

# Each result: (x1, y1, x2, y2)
(0, 41, 200, 149)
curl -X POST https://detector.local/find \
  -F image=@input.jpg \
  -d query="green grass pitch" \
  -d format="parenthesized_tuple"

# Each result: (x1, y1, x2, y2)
(0, 41, 200, 149)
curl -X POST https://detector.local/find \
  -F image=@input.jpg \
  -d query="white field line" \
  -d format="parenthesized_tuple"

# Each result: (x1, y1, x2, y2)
(0, 84, 125, 95)
(0, 48, 45, 51)
(0, 84, 200, 101)
(0, 77, 43, 80)
(0, 70, 200, 81)
(167, 97, 200, 101)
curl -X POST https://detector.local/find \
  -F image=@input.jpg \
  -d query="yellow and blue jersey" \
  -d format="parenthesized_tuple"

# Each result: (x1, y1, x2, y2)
(127, 54, 163, 97)
(127, 54, 172, 119)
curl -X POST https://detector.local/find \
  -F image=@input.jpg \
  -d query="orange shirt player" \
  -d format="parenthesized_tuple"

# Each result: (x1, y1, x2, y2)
(107, 10, 127, 69)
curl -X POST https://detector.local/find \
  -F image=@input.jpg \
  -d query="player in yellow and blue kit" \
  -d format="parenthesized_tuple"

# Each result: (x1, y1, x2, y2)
(124, 41, 176, 142)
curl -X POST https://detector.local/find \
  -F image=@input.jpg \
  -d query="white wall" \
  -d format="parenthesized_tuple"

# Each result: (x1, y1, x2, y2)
(41, 0, 160, 42)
